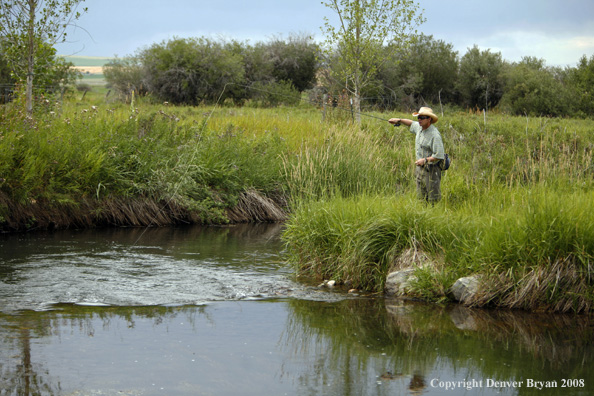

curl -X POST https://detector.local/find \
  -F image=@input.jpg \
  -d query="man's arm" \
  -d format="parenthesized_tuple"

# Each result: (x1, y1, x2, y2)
(388, 118, 413, 127)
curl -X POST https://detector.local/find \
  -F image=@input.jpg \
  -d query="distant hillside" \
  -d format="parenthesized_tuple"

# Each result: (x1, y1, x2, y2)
(60, 55, 114, 67)
(60, 55, 113, 86)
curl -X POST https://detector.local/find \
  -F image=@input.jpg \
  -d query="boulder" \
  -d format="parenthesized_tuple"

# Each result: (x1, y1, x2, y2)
(385, 268, 417, 296)
(448, 275, 480, 304)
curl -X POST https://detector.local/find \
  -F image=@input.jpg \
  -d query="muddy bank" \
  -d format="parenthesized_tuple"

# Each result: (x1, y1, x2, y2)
(0, 189, 287, 232)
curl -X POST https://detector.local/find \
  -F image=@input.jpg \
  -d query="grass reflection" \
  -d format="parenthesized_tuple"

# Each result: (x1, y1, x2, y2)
(0, 300, 592, 396)
(283, 298, 594, 395)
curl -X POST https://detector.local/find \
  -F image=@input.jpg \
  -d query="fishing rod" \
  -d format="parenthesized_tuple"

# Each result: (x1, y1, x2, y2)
(231, 82, 401, 126)
(131, 81, 401, 244)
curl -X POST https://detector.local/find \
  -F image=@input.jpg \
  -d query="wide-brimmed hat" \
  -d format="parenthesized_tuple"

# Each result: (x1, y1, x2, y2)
(413, 107, 438, 123)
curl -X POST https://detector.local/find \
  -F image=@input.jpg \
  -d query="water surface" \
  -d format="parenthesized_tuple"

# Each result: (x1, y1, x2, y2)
(1, 224, 592, 395)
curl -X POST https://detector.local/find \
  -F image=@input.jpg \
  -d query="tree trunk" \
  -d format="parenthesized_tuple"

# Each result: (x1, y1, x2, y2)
(353, 0, 361, 124)
(353, 90, 361, 124)
(26, 0, 36, 115)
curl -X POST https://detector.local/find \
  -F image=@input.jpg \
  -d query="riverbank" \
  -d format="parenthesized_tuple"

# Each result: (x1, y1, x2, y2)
(0, 101, 302, 231)
(2, 99, 594, 312)
(283, 190, 594, 313)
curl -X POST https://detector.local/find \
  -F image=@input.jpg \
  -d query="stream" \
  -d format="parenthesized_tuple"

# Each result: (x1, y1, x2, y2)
(0, 223, 592, 395)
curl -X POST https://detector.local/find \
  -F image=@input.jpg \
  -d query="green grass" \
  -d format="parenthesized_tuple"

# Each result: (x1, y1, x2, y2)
(279, 110, 594, 312)
(0, 101, 297, 226)
(2, 95, 594, 311)
(283, 188, 594, 312)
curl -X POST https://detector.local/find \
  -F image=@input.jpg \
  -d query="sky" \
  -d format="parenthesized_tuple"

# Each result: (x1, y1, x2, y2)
(56, 0, 594, 67)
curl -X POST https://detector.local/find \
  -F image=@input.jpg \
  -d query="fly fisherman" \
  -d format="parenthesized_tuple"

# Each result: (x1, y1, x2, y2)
(389, 107, 445, 203)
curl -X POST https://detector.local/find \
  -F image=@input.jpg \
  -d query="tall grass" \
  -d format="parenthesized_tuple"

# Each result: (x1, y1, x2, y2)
(281, 110, 594, 312)
(283, 187, 594, 312)
(282, 123, 408, 201)
(2, 95, 594, 311)
(0, 102, 295, 228)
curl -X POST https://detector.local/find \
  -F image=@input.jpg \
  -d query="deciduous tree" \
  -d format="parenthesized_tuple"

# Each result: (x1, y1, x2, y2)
(568, 54, 594, 115)
(378, 34, 458, 110)
(0, 0, 86, 114)
(321, 0, 424, 122)
(501, 56, 573, 117)
(457, 45, 506, 110)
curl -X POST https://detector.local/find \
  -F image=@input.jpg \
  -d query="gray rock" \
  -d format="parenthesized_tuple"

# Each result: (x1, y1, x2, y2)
(385, 268, 417, 296)
(449, 275, 480, 303)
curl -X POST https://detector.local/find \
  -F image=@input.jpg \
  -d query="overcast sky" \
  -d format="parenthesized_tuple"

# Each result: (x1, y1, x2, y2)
(56, 0, 594, 67)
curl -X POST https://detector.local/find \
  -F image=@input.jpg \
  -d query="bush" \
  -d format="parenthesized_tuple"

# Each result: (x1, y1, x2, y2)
(500, 57, 574, 117)
(247, 80, 301, 107)
(139, 37, 246, 105)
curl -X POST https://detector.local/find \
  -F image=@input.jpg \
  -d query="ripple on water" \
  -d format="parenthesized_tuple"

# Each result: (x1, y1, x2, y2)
(0, 226, 346, 312)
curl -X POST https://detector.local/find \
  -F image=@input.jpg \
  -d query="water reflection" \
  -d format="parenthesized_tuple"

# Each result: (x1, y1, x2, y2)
(1, 224, 593, 395)
(1, 299, 592, 396)
(282, 298, 594, 396)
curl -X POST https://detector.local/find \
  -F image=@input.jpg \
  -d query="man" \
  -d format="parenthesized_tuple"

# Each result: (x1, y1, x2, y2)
(389, 107, 445, 203)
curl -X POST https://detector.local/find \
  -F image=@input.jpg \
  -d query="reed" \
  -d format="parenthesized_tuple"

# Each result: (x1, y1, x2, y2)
(0, 103, 295, 229)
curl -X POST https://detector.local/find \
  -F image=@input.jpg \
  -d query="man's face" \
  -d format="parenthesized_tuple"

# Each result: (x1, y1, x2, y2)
(418, 115, 431, 129)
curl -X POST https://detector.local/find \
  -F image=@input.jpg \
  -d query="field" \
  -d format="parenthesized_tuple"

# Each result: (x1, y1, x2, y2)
(60, 55, 113, 86)
(1, 93, 593, 312)
(60, 55, 114, 67)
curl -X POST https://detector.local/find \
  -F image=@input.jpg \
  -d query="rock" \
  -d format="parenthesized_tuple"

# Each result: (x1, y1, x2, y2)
(385, 268, 417, 296)
(319, 280, 337, 288)
(448, 275, 480, 303)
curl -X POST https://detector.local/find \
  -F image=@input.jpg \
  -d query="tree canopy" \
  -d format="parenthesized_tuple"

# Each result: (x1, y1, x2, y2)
(0, 0, 86, 113)
(320, 0, 424, 121)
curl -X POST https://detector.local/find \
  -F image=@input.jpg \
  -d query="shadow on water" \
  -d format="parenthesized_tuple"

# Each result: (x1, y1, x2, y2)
(0, 224, 593, 395)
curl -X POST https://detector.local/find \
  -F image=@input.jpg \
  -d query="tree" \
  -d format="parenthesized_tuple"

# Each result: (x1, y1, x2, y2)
(139, 37, 246, 105)
(568, 54, 594, 115)
(103, 55, 148, 99)
(378, 34, 459, 109)
(321, 0, 424, 122)
(0, 0, 87, 114)
(500, 56, 573, 117)
(265, 34, 320, 92)
(457, 45, 506, 110)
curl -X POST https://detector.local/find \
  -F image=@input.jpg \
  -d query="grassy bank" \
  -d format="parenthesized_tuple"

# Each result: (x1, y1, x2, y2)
(283, 189, 594, 312)
(2, 95, 594, 312)
(0, 99, 322, 230)
(280, 110, 594, 313)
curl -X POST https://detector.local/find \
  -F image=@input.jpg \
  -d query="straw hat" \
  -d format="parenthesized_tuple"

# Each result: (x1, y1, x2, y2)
(412, 107, 438, 123)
